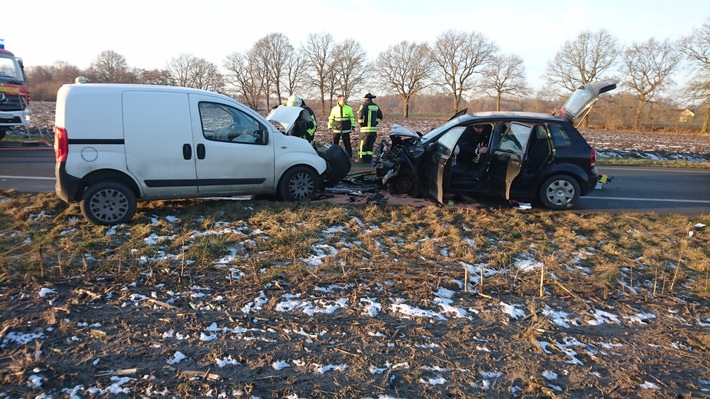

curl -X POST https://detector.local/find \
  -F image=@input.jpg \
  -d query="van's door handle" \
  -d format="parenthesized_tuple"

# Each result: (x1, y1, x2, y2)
(197, 144, 206, 159)
(182, 144, 191, 160)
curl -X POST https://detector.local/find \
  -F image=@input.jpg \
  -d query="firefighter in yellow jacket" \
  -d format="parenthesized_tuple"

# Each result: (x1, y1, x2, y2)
(328, 95, 356, 157)
(357, 92, 383, 163)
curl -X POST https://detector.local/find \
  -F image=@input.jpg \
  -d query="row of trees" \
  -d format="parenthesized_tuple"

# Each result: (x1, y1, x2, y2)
(26, 20, 710, 132)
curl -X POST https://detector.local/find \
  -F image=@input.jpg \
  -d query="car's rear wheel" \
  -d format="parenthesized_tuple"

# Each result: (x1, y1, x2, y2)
(387, 168, 419, 197)
(279, 166, 318, 201)
(81, 181, 137, 225)
(539, 175, 580, 210)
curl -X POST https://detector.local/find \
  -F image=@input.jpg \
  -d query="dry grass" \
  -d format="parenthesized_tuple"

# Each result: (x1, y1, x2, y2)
(1, 191, 708, 300)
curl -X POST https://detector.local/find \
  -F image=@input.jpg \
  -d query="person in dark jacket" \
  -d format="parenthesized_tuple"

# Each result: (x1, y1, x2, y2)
(357, 92, 383, 163)
(286, 95, 317, 146)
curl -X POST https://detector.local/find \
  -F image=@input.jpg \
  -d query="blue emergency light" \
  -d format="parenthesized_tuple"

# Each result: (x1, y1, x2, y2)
(0, 38, 4, 49)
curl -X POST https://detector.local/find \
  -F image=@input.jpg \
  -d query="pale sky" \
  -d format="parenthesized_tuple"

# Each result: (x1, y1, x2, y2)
(3, 0, 708, 92)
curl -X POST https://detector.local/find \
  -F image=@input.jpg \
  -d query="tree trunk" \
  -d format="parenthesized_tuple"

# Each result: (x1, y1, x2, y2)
(496, 93, 501, 111)
(702, 106, 709, 135)
(633, 99, 646, 130)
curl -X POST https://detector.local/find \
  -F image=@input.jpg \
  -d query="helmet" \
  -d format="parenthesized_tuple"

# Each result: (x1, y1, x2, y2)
(286, 95, 302, 107)
(363, 92, 376, 99)
(75, 76, 89, 84)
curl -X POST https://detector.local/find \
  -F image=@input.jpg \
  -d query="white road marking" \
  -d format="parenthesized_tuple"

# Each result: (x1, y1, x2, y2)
(585, 195, 710, 204)
(0, 175, 55, 180)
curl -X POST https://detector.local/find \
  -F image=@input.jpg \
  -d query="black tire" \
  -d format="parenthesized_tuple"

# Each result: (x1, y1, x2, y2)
(0, 128, 6, 141)
(278, 166, 318, 201)
(320, 145, 351, 187)
(81, 181, 137, 225)
(539, 175, 580, 210)
(387, 168, 419, 197)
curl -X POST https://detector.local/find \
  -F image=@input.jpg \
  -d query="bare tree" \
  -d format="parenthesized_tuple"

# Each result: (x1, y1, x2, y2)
(376, 41, 435, 118)
(481, 54, 531, 111)
(223, 50, 266, 110)
(134, 68, 173, 85)
(680, 18, 710, 133)
(282, 50, 307, 99)
(544, 30, 620, 93)
(166, 54, 223, 91)
(430, 30, 498, 113)
(622, 38, 681, 130)
(89, 50, 134, 83)
(252, 33, 294, 108)
(331, 39, 368, 101)
(302, 33, 336, 114)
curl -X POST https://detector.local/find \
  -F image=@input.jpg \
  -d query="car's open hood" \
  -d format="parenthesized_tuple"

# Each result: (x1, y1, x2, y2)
(266, 105, 311, 135)
(390, 123, 421, 139)
(557, 80, 618, 125)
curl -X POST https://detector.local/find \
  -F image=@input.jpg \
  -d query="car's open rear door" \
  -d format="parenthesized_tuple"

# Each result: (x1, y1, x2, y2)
(556, 80, 618, 126)
(424, 126, 466, 204)
(489, 122, 533, 200)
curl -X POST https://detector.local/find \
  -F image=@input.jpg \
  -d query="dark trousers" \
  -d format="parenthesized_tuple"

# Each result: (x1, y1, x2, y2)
(333, 132, 352, 157)
(359, 132, 377, 161)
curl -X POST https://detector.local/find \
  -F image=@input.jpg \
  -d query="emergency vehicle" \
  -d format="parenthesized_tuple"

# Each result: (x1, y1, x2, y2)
(0, 38, 31, 140)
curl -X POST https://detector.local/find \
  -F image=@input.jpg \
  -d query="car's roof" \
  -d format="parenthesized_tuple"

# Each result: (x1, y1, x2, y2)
(467, 111, 564, 122)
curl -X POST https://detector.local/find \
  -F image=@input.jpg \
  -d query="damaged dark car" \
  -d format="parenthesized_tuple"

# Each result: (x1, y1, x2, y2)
(374, 80, 617, 209)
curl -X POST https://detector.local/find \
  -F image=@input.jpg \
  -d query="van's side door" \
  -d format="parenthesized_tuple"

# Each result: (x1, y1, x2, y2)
(123, 91, 198, 196)
(189, 96, 276, 195)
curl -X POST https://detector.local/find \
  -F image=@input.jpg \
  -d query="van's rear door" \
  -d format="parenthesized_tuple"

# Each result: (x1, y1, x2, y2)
(123, 91, 198, 196)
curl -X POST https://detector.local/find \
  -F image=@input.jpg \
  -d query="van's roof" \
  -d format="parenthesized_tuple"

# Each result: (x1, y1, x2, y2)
(61, 83, 234, 102)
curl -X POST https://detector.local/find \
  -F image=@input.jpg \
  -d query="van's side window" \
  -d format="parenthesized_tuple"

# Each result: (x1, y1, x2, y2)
(199, 102, 267, 145)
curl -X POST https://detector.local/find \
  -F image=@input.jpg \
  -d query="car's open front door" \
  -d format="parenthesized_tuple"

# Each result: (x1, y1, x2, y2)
(424, 126, 467, 204)
(489, 122, 533, 200)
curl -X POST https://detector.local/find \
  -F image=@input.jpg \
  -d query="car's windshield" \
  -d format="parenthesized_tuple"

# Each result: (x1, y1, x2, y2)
(421, 115, 473, 143)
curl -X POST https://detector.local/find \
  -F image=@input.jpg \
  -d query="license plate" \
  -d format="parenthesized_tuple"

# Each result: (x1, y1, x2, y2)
(0, 112, 13, 119)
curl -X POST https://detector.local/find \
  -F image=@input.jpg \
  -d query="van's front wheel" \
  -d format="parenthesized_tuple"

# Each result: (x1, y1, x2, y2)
(81, 181, 137, 225)
(279, 166, 318, 201)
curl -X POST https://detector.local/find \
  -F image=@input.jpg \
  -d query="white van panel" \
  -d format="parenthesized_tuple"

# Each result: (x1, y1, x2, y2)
(60, 88, 124, 139)
(123, 91, 198, 197)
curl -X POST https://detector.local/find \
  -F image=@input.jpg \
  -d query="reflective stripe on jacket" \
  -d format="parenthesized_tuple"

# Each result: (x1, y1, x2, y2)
(328, 104, 356, 133)
(358, 100, 383, 134)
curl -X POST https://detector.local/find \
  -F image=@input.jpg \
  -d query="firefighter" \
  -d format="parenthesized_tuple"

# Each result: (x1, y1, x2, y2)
(357, 92, 383, 163)
(286, 95, 317, 146)
(328, 95, 356, 158)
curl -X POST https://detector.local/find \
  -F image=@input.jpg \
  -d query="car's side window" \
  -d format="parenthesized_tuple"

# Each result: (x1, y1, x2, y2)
(199, 102, 267, 145)
(498, 122, 532, 154)
(548, 124, 571, 148)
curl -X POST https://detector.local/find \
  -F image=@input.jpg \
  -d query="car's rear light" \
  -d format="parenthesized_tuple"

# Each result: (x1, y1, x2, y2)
(590, 148, 596, 166)
(54, 127, 68, 162)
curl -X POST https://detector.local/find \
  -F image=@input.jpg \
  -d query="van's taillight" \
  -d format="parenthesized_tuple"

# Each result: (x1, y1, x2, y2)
(54, 127, 68, 162)
(590, 148, 597, 167)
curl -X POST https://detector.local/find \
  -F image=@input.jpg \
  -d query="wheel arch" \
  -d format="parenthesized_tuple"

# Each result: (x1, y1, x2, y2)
(75, 169, 141, 201)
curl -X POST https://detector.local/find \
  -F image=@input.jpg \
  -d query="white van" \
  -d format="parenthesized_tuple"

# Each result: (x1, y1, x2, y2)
(54, 84, 329, 225)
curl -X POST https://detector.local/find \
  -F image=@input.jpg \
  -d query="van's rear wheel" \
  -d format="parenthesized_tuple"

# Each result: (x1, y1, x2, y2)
(81, 181, 137, 225)
(279, 166, 318, 201)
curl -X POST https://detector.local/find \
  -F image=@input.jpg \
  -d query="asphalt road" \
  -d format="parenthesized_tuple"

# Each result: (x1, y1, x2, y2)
(1, 143, 709, 216)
